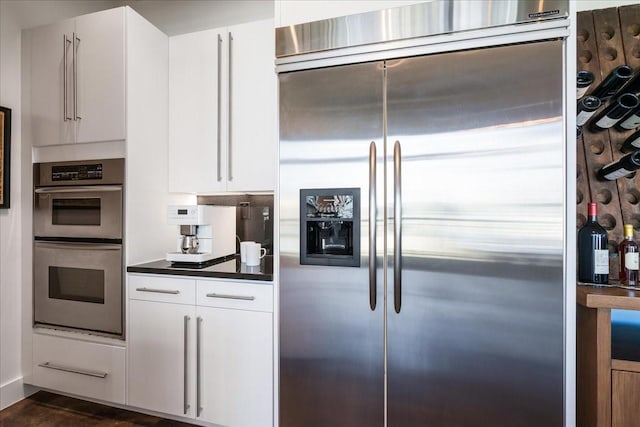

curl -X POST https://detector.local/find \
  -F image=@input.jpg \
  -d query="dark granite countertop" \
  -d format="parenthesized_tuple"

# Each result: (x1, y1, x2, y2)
(127, 255, 273, 282)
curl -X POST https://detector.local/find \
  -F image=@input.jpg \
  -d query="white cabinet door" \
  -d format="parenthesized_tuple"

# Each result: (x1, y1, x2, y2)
(227, 19, 276, 192)
(128, 299, 196, 418)
(197, 306, 273, 426)
(29, 8, 125, 147)
(30, 19, 75, 146)
(169, 28, 227, 193)
(75, 7, 126, 143)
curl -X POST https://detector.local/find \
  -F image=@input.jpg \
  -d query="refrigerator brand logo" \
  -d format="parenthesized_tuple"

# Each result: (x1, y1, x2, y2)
(528, 10, 560, 19)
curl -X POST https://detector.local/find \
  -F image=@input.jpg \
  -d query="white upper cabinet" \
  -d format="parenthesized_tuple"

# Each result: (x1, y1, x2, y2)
(227, 19, 276, 193)
(169, 18, 276, 193)
(29, 7, 125, 146)
(169, 28, 226, 193)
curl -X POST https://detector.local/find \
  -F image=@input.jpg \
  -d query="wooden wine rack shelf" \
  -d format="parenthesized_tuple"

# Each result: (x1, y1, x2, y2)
(578, 4, 640, 281)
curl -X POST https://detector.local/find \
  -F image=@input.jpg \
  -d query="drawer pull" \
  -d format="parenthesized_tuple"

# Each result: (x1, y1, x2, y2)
(206, 293, 255, 301)
(136, 287, 180, 295)
(38, 362, 107, 378)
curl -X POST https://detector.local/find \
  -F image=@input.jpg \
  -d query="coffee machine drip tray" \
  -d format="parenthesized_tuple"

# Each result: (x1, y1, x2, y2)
(166, 252, 217, 264)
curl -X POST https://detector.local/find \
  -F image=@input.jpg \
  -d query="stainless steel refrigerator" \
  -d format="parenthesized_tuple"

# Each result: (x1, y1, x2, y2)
(277, 2, 569, 426)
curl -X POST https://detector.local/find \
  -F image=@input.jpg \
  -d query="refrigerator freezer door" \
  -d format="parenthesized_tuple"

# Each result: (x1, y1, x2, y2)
(385, 40, 565, 426)
(279, 62, 385, 426)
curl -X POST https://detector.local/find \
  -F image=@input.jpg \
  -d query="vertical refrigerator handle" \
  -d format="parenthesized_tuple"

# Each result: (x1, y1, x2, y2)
(394, 141, 402, 314)
(369, 141, 377, 311)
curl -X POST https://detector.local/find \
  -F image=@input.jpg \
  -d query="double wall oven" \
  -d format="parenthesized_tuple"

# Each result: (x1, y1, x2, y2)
(33, 158, 124, 338)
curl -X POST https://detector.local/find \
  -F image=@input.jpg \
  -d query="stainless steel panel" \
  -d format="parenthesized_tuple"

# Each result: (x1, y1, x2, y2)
(34, 158, 124, 187)
(34, 241, 123, 335)
(385, 40, 564, 426)
(279, 61, 384, 427)
(276, 0, 568, 57)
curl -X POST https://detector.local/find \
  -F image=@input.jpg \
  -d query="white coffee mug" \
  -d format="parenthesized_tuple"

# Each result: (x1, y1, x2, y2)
(246, 243, 266, 266)
(240, 241, 255, 263)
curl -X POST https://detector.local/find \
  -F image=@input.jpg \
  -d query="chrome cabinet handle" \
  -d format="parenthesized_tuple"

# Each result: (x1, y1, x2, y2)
(184, 315, 190, 415)
(216, 34, 223, 182)
(228, 31, 233, 182)
(63, 35, 72, 121)
(196, 316, 202, 417)
(135, 287, 180, 295)
(39, 362, 107, 378)
(35, 185, 122, 194)
(394, 141, 402, 314)
(73, 33, 81, 120)
(369, 141, 377, 311)
(205, 293, 255, 301)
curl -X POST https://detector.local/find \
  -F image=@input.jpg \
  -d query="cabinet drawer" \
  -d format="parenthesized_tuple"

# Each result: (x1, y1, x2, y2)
(197, 280, 273, 312)
(31, 333, 125, 404)
(128, 274, 196, 305)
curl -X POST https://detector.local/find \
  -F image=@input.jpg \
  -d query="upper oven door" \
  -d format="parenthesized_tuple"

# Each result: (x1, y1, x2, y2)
(34, 185, 123, 240)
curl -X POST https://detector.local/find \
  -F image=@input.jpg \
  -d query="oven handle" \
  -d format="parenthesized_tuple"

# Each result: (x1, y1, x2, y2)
(34, 242, 121, 251)
(35, 186, 122, 194)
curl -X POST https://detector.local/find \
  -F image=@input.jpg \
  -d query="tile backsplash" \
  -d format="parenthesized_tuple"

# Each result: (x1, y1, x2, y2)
(197, 194, 274, 255)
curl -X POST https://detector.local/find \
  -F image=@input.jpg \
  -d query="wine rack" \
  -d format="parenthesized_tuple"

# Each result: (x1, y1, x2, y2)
(578, 4, 640, 281)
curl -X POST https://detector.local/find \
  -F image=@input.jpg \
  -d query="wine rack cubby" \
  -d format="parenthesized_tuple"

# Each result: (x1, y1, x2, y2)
(578, 4, 640, 281)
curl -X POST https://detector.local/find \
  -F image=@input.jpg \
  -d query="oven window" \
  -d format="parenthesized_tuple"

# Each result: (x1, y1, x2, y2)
(49, 266, 105, 304)
(52, 198, 101, 226)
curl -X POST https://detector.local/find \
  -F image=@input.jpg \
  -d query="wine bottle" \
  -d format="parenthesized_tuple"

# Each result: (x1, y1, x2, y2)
(588, 93, 639, 132)
(614, 104, 640, 131)
(588, 65, 633, 100)
(617, 69, 640, 96)
(621, 129, 640, 153)
(576, 96, 602, 126)
(578, 202, 609, 285)
(577, 70, 595, 99)
(597, 151, 640, 180)
(619, 224, 639, 286)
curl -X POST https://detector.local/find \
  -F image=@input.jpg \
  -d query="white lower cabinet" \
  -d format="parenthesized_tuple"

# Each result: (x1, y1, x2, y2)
(32, 333, 126, 404)
(127, 274, 273, 426)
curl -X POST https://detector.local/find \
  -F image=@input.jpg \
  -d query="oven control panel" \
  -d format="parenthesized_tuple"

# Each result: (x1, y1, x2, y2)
(52, 164, 103, 182)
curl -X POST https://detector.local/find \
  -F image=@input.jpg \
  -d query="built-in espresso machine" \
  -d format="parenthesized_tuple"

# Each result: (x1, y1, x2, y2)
(166, 205, 236, 265)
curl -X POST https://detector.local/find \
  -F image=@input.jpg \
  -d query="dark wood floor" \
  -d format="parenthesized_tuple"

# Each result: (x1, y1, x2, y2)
(0, 391, 194, 426)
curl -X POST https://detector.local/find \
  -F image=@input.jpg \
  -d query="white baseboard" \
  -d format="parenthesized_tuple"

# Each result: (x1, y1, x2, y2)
(0, 377, 38, 410)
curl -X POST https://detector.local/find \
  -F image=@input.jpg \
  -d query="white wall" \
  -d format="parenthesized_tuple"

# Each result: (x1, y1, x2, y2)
(0, 0, 119, 410)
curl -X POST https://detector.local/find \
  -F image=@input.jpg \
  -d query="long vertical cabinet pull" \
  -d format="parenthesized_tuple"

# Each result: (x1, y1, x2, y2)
(196, 316, 202, 417)
(216, 34, 223, 182)
(227, 31, 233, 182)
(393, 141, 402, 313)
(369, 141, 377, 311)
(63, 35, 72, 121)
(73, 33, 81, 120)
(183, 315, 190, 415)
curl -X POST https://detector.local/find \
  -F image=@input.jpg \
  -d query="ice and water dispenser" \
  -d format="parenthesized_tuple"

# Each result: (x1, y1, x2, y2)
(300, 188, 360, 267)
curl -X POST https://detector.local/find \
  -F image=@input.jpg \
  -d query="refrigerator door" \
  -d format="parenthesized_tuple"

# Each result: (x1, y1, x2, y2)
(386, 41, 565, 426)
(279, 62, 385, 426)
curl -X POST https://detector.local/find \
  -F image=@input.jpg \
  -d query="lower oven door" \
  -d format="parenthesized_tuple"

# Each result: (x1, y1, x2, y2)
(34, 241, 123, 336)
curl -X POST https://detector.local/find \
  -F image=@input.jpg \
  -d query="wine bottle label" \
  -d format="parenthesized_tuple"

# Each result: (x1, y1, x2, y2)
(577, 86, 589, 99)
(625, 252, 639, 270)
(594, 249, 609, 274)
(577, 110, 597, 126)
(596, 115, 620, 128)
(604, 168, 633, 180)
(619, 114, 640, 130)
